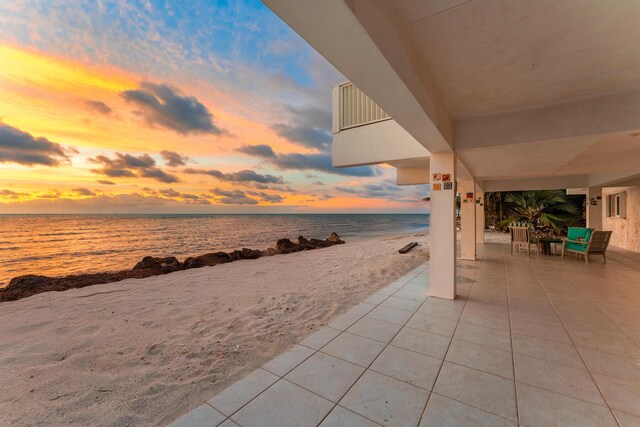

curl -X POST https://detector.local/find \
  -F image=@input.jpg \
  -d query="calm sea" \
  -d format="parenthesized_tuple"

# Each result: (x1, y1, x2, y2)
(0, 214, 428, 286)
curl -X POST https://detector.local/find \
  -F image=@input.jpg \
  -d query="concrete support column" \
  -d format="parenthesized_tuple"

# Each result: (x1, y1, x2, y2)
(429, 152, 457, 300)
(475, 184, 485, 244)
(587, 187, 603, 230)
(459, 180, 476, 261)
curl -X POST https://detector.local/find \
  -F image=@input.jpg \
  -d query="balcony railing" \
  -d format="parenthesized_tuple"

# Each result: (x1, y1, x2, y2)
(335, 82, 390, 132)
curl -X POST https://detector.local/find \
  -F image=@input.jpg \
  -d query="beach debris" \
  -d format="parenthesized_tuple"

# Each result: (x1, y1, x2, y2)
(399, 242, 419, 254)
(1, 232, 346, 302)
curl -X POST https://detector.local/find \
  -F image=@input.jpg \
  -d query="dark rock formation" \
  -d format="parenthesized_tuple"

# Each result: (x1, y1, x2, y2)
(297, 236, 316, 250)
(328, 232, 345, 244)
(0, 268, 172, 302)
(133, 256, 181, 271)
(229, 248, 262, 261)
(261, 248, 277, 257)
(243, 248, 262, 259)
(229, 250, 246, 261)
(183, 252, 232, 269)
(309, 238, 332, 248)
(276, 238, 302, 254)
(277, 232, 345, 254)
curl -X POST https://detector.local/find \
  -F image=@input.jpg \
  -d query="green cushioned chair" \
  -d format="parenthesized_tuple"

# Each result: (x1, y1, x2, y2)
(561, 227, 612, 263)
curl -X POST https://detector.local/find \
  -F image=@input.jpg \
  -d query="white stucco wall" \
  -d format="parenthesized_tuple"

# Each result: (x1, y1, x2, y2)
(603, 186, 640, 252)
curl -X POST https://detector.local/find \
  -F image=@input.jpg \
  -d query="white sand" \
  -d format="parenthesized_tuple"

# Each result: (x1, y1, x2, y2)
(0, 232, 430, 426)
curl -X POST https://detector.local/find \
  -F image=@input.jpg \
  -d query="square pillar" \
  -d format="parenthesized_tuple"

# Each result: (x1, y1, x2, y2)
(430, 152, 457, 300)
(587, 187, 603, 230)
(475, 184, 485, 244)
(459, 180, 476, 261)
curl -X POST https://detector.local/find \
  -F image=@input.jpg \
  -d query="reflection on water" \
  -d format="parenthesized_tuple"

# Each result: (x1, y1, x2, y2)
(0, 214, 428, 285)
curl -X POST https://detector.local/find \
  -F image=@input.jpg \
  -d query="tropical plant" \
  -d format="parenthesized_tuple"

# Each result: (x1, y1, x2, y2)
(499, 190, 580, 233)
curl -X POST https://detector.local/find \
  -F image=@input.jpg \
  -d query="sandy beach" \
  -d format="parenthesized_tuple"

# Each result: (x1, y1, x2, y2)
(0, 231, 429, 426)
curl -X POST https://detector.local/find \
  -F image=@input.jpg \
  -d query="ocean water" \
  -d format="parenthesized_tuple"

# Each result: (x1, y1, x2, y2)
(0, 214, 428, 286)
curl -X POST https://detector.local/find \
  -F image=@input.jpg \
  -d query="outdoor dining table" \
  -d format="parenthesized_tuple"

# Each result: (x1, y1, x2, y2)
(538, 237, 564, 255)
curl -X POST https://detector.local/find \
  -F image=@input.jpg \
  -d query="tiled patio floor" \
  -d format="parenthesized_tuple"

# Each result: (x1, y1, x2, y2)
(170, 242, 640, 427)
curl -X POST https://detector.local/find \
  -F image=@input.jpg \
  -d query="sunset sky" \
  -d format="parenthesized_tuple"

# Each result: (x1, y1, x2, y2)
(0, 0, 429, 213)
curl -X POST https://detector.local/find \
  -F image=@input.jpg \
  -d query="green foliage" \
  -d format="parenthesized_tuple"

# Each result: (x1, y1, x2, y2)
(485, 190, 583, 234)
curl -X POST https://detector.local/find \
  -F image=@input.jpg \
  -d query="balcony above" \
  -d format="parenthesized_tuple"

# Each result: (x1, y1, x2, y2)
(333, 82, 391, 133)
(332, 82, 429, 179)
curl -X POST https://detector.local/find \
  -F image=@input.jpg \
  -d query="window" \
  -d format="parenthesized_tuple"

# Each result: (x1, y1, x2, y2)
(606, 192, 627, 218)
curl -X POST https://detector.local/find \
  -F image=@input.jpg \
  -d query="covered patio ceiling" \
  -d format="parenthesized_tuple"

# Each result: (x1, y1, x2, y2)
(263, 0, 640, 191)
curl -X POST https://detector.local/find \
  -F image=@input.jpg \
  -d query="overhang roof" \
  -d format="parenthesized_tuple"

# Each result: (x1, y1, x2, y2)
(263, 0, 640, 190)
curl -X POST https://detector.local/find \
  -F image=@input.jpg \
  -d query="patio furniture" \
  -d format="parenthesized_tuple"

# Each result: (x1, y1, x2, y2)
(510, 226, 532, 257)
(538, 237, 563, 255)
(561, 228, 612, 263)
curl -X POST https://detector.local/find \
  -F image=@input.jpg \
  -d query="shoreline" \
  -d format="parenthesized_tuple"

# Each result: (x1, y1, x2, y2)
(0, 232, 349, 302)
(0, 230, 429, 426)
(0, 214, 429, 287)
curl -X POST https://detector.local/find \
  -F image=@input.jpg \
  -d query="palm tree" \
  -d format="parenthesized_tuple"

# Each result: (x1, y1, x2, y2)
(500, 190, 580, 233)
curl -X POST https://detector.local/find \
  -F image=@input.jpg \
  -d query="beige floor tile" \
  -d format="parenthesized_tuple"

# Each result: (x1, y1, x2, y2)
(445, 339, 513, 379)
(207, 368, 279, 416)
(419, 393, 516, 427)
(613, 410, 640, 427)
(380, 295, 423, 312)
(517, 383, 617, 427)
(512, 334, 585, 369)
(406, 313, 458, 337)
(579, 347, 640, 381)
(363, 293, 388, 305)
(346, 317, 402, 343)
(426, 295, 466, 309)
(417, 300, 463, 320)
(569, 328, 640, 358)
(169, 404, 225, 427)
(318, 406, 380, 427)
(365, 306, 414, 326)
(393, 288, 428, 303)
(370, 345, 442, 390)
(391, 328, 451, 359)
(299, 327, 342, 350)
(403, 282, 430, 293)
(347, 302, 378, 317)
(231, 380, 333, 427)
(433, 362, 517, 421)
(593, 374, 640, 416)
(386, 279, 407, 289)
(514, 354, 605, 405)
(340, 370, 429, 427)
(376, 285, 398, 296)
(453, 322, 511, 351)
(321, 332, 386, 367)
(329, 312, 364, 331)
(460, 310, 510, 331)
(285, 352, 365, 403)
(511, 317, 573, 344)
(262, 344, 315, 377)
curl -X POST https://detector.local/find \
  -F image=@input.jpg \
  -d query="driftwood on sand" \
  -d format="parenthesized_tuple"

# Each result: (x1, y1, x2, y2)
(399, 242, 419, 254)
(0, 232, 345, 303)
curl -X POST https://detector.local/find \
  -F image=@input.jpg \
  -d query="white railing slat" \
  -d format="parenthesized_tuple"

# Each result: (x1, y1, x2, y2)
(337, 82, 390, 131)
